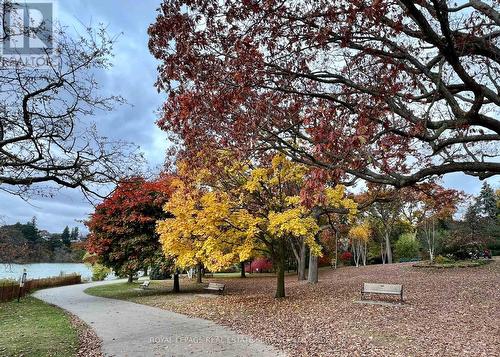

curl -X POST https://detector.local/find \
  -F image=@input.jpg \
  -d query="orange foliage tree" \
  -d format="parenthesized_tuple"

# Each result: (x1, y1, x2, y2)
(86, 176, 174, 281)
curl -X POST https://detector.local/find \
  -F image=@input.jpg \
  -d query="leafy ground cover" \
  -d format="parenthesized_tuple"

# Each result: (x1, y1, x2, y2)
(87, 261, 499, 356)
(0, 297, 79, 357)
(413, 259, 492, 269)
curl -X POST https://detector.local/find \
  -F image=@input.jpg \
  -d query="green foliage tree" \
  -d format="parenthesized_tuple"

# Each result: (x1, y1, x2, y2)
(477, 182, 497, 220)
(462, 183, 500, 255)
(61, 226, 71, 247)
(20, 217, 41, 242)
(395, 233, 420, 261)
(70, 227, 79, 241)
(91, 264, 111, 281)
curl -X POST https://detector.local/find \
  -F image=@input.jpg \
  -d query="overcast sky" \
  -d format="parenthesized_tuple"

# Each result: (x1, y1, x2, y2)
(0, 0, 497, 234)
(0, 0, 169, 234)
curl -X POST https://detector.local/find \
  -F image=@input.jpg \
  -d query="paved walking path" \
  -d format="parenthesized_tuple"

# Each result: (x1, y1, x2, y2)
(33, 280, 283, 357)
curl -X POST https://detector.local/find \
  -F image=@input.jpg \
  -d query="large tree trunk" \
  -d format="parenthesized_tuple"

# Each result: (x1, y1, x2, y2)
(289, 238, 307, 281)
(354, 246, 360, 267)
(196, 263, 203, 284)
(275, 240, 286, 298)
(362, 241, 367, 266)
(427, 219, 436, 263)
(143, 267, 148, 276)
(297, 241, 306, 280)
(173, 270, 180, 293)
(308, 253, 318, 284)
(385, 232, 393, 264)
(334, 231, 338, 269)
(127, 273, 133, 283)
(240, 261, 246, 278)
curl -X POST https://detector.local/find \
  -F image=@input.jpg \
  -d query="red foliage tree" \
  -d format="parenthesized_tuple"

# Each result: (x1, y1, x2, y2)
(149, 0, 499, 188)
(339, 251, 353, 264)
(246, 258, 274, 273)
(85, 176, 174, 281)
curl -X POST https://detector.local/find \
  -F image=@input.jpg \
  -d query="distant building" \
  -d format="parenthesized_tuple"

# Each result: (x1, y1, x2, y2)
(39, 230, 51, 241)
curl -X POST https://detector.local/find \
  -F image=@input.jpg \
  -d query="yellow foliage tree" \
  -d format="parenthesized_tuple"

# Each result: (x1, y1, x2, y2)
(349, 221, 371, 267)
(308, 185, 358, 281)
(157, 154, 323, 297)
(156, 178, 258, 278)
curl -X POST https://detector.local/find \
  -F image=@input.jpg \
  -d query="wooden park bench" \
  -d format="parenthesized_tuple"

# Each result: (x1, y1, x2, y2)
(361, 283, 403, 303)
(204, 282, 225, 295)
(140, 280, 150, 289)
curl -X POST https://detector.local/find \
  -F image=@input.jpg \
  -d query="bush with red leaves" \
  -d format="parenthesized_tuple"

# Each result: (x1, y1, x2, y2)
(246, 258, 273, 273)
(339, 251, 353, 265)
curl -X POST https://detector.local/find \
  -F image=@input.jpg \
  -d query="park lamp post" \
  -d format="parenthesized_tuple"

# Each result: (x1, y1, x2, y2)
(17, 268, 27, 303)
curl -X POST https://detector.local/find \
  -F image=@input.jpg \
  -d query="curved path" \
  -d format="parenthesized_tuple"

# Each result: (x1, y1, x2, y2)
(33, 280, 283, 357)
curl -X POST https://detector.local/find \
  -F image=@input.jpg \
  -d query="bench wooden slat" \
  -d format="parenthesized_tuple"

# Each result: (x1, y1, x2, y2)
(204, 282, 226, 294)
(363, 283, 402, 294)
(361, 282, 403, 302)
(207, 283, 224, 288)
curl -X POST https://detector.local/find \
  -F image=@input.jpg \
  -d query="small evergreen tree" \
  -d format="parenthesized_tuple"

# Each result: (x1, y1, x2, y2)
(61, 226, 71, 247)
(464, 203, 481, 232)
(21, 217, 41, 242)
(477, 182, 497, 219)
(70, 227, 79, 241)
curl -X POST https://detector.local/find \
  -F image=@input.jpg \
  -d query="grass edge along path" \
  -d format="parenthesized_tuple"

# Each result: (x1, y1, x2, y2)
(0, 296, 82, 357)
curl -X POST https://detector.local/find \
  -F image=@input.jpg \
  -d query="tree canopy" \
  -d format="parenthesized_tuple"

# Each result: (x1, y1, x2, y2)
(86, 176, 174, 279)
(0, 4, 142, 198)
(149, 0, 499, 189)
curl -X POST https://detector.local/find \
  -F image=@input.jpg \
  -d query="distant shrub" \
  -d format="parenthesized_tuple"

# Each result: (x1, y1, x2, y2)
(398, 257, 421, 263)
(434, 255, 454, 264)
(318, 254, 332, 267)
(91, 264, 111, 281)
(339, 251, 353, 265)
(149, 266, 171, 280)
(246, 258, 273, 273)
(443, 240, 489, 260)
(395, 233, 420, 260)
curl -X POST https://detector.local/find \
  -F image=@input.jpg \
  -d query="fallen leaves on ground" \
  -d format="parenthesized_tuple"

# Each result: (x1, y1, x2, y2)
(69, 314, 102, 357)
(138, 261, 500, 357)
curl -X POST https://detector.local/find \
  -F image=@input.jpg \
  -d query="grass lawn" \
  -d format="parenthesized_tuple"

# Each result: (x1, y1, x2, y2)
(0, 297, 79, 357)
(84, 279, 211, 306)
(85, 260, 500, 357)
(84, 272, 292, 302)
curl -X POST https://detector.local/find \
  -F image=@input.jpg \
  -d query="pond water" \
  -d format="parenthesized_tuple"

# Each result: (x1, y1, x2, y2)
(0, 263, 114, 281)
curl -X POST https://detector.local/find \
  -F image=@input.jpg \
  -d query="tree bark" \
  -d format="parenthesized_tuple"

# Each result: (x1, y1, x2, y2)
(427, 219, 436, 263)
(173, 270, 180, 293)
(385, 232, 393, 264)
(308, 253, 318, 284)
(240, 261, 246, 278)
(334, 231, 338, 269)
(362, 241, 367, 266)
(289, 238, 307, 281)
(127, 273, 133, 283)
(297, 241, 306, 280)
(196, 263, 203, 283)
(275, 240, 286, 298)
(143, 267, 148, 276)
